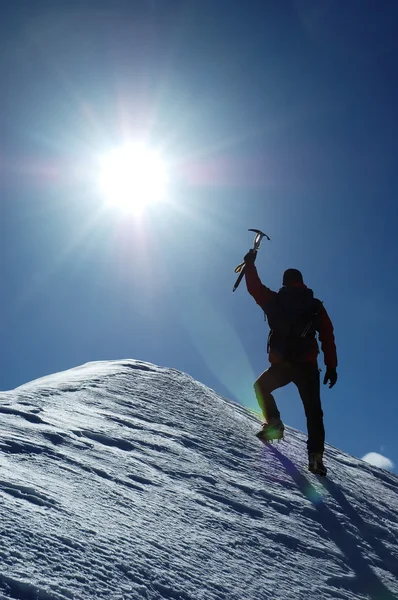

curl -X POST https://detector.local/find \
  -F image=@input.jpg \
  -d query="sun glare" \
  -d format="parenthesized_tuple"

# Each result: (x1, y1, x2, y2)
(98, 143, 169, 213)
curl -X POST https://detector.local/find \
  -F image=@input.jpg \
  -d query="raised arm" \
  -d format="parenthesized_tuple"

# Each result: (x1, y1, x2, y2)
(244, 262, 276, 309)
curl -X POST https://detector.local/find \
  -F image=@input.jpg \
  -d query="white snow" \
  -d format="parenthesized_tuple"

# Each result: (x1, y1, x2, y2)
(362, 452, 394, 472)
(0, 359, 397, 600)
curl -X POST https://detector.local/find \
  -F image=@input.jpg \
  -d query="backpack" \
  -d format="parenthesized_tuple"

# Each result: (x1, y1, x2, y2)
(265, 287, 322, 361)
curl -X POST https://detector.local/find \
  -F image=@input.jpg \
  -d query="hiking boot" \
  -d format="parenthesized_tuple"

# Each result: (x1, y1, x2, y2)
(256, 418, 285, 442)
(308, 452, 327, 477)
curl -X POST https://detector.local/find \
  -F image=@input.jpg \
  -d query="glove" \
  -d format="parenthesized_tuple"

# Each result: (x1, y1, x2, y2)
(244, 249, 257, 264)
(323, 367, 337, 389)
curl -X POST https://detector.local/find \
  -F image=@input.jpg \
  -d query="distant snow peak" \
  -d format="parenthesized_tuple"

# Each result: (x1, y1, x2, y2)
(362, 452, 394, 471)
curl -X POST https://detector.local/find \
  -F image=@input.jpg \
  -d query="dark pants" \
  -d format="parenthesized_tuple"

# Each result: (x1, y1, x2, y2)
(254, 362, 324, 454)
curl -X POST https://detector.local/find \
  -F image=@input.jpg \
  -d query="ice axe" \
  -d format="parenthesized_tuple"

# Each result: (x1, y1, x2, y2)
(233, 229, 270, 292)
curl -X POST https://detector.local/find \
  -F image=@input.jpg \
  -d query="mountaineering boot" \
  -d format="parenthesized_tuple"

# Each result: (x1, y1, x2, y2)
(308, 452, 327, 477)
(256, 418, 285, 443)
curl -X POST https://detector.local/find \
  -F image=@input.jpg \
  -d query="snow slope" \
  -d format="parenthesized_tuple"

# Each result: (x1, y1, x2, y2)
(0, 360, 397, 600)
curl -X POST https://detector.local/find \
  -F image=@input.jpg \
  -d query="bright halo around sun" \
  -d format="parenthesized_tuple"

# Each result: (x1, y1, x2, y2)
(98, 143, 169, 213)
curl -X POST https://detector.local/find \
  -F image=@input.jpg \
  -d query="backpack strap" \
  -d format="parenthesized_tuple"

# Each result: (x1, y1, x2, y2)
(301, 299, 323, 338)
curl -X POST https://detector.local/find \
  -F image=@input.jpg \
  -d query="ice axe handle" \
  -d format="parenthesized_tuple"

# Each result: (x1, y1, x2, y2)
(233, 268, 246, 292)
(232, 229, 270, 292)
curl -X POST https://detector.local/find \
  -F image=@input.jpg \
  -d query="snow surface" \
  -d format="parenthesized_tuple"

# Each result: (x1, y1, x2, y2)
(0, 359, 397, 600)
(362, 452, 394, 472)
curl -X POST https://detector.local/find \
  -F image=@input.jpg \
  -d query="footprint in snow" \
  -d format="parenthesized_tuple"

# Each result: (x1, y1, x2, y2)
(0, 479, 58, 509)
(0, 406, 44, 424)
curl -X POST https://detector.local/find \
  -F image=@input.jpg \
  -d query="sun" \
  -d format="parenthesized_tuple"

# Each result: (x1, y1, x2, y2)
(98, 143, 169, 213)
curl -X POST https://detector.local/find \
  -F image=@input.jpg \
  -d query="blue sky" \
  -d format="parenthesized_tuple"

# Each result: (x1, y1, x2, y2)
(1, 0, 398, 468)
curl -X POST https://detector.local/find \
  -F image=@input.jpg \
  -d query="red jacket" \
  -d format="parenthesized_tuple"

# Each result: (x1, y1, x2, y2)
(245, 263, 337, 369)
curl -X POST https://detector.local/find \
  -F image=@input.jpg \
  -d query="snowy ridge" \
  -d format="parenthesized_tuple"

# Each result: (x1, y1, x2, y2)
(0, 360, 397, 600)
